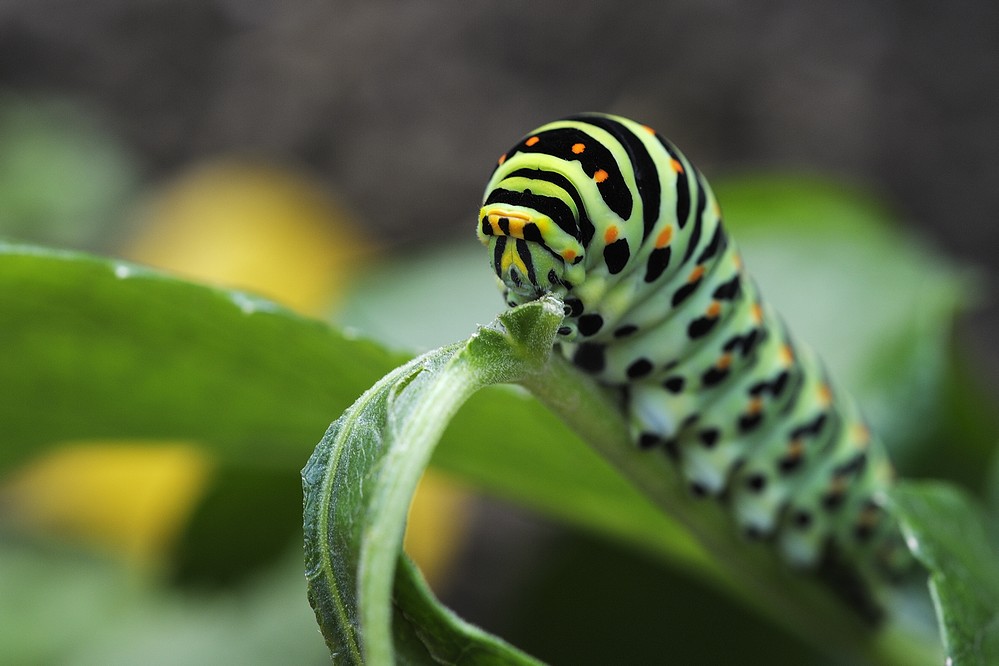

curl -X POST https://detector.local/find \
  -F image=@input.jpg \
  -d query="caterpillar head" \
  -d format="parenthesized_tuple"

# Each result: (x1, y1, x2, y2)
(477, 206, 585, 305)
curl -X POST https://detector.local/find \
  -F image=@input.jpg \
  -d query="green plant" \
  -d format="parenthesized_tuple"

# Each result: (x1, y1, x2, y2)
(2, 177, 997, 664)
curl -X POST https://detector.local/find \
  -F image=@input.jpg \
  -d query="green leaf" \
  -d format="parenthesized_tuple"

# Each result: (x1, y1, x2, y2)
(0, 540, 328, 665)
(0, 95, 139, 249)
(303, 299, 564, 664)
(306, 297, 942, 665)
(0, 241, 405, 472)
(0, 239, 706, 590)
(170, 463, 304, 586)
(435, 387, 709, 571)
(893, 481, 999, 666)
(391, 557, 545, 665)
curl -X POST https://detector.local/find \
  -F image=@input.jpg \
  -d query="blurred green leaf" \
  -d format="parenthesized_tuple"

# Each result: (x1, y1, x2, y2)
(893, 481, 999, 666)
(915, 349, 999, 492)
(0, 241, 406, 473)
(0, 540, 141, 664)
(436, 386, 707, 569)
(0, 540, 327, 665)
(170, 464, 303, 586)
(0, 95, 139, 248)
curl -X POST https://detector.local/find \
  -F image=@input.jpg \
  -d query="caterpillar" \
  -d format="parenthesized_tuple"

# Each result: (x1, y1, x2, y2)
(476, 112, 911, 600)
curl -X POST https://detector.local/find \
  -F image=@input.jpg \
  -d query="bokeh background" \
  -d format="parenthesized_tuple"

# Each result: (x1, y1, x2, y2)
(2, 1, 998, 664)
(4, 0, 997, 371)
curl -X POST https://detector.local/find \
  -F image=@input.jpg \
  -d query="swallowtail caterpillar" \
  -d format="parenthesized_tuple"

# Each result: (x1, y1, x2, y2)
(477, 113, 911, 614)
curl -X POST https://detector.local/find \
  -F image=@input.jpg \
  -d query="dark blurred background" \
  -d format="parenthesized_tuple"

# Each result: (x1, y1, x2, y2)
(2, 2, 997, 663)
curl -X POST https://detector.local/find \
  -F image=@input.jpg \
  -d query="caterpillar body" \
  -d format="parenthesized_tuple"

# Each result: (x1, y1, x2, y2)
(476, 113, 911, 595)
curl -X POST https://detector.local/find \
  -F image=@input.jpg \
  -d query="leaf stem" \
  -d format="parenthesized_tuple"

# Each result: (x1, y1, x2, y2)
(358, 354, 482, 665)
